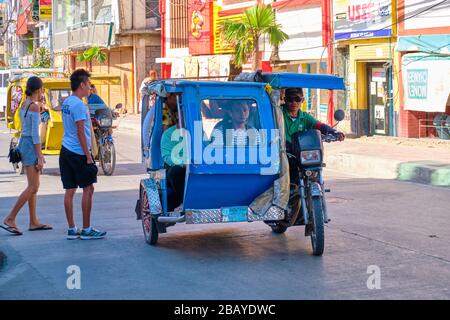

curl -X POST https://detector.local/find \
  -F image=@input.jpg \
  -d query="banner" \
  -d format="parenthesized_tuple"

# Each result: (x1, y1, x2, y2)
(403, 54, 450, 112)
(39, 0, 52, 21)
(333, 0, 392, 40)
(32, 0, 40, 22)
(188, 0, 213, 55)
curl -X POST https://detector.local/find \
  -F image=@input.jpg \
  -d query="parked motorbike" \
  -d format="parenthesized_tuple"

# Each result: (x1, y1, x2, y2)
(89, 103, 122, 176)
(266, 110, 346, 256)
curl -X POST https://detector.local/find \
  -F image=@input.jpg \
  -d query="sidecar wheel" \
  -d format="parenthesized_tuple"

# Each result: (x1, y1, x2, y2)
(140, 187, 158, 245)
(310, 196, 325, 256)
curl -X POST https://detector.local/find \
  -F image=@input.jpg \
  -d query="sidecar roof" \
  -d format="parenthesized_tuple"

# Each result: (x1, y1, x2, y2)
(160, 79, 267, 94)
(261, 72, 346, 90)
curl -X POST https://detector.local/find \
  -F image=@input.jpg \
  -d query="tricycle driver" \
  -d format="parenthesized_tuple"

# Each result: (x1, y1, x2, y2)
(283, 88, 345, 179)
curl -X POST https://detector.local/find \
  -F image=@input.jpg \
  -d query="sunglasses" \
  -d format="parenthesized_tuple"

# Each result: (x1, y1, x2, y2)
(285, 96, 304, 103)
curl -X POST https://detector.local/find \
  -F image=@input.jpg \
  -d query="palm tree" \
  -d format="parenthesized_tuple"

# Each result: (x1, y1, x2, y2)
(221, 5, 288, 71)
(76, 47, 108, 71)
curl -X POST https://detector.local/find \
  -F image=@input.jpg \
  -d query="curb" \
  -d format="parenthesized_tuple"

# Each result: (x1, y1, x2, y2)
(325, 153, 450, 187)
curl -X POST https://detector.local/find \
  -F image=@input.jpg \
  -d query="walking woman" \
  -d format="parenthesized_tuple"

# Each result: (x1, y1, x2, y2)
(1, 77, 53, 236)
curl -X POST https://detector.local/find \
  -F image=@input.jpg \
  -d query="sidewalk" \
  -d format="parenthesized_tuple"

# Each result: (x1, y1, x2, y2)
(325, 136, 450, 187)
(114, 114, 141, 135)
(116, 114, 450, 187)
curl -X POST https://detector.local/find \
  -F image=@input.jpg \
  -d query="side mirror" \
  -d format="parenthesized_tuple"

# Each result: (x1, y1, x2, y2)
(115, 103, 123, 110)
(334, 109, 345, 122)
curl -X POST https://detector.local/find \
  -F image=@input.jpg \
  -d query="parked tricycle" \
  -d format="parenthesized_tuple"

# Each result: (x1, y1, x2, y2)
(136, 72, 345, 256)
(5, 72, 122, 175)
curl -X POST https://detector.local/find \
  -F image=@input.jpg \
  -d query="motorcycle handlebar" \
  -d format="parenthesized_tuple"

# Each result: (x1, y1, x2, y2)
(322, 134, 339, 143)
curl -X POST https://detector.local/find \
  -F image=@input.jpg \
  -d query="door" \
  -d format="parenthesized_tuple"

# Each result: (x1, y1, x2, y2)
(367, 64, 388, 135)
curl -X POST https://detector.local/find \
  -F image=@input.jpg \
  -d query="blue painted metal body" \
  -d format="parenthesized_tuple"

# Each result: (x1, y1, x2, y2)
(141, 73, 345, 211)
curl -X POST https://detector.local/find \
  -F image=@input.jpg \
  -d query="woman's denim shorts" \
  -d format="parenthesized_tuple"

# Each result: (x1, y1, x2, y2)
(18, 136, 38, 166)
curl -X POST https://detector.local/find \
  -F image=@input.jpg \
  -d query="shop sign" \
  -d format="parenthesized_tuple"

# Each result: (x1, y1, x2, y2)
(39, 0, 52, 21)
(403, 54, 450, 112)
(407, 69, 428, 100)
(333, 0, 392, 40)
(32, 0, 40, 22)
(188, 0, 213, 55)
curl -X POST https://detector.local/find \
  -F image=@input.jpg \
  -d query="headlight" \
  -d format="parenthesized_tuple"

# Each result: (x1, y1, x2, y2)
(300, 150, 321, 165)
(100, 118, 112, 127)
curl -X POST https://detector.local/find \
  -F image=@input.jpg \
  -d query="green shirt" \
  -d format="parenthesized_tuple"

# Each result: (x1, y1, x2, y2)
(282, 105, 319, 143)
(160, 125, 187, 166)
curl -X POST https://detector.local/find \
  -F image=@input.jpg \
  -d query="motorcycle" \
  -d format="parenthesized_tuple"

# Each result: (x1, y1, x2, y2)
(89, 103, 122, 176)
(266, 110, 346, 256)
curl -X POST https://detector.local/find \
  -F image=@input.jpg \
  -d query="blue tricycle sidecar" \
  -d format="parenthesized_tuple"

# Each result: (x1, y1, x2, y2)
(136, 72, 345, 256)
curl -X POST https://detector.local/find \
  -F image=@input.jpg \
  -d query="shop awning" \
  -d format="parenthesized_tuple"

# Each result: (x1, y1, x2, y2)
(402, 53, 450, 112)
(397, 35, 450, 54)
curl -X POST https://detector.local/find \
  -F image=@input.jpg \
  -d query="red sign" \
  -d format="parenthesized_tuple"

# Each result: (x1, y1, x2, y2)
(347, 3, 376, 22)
(188, 0, 213, 55)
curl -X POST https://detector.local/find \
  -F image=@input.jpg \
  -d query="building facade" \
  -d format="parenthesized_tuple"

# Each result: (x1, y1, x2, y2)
(332, 0, 400, 137)
(3, 0, 52, 69)
(53, 0, 161, 114)
(267, 0, 332, 122)
(396, 0, 450, 139)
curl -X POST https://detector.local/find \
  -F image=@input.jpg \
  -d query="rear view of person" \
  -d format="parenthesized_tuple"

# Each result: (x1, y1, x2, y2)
(59, 69, 106, 240)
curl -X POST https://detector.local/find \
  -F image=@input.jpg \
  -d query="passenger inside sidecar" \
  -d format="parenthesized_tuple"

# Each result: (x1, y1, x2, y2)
(203, 99, 261, 146)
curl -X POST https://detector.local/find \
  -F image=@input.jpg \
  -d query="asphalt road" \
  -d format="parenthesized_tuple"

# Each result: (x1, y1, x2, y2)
(0, 121, 449, 299)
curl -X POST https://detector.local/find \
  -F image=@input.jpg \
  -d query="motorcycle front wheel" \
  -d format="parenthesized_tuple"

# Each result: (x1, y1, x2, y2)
(99, 141, 116, 176)
(310, 196, 325, 256)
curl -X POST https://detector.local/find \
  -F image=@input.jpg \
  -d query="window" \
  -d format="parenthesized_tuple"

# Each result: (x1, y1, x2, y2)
(48, 89, 71, 111)
(54, 0, 90, 33)
(201, 99, 261, 146)
(170, 0, 188, 49)
(93, 0, 112, 23)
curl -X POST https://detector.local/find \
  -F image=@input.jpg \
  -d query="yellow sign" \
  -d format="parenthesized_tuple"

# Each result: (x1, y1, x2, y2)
(40, 5, 52, 21)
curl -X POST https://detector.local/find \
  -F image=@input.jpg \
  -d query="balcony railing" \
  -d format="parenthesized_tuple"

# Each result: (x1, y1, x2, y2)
(53, 21, 116, 52)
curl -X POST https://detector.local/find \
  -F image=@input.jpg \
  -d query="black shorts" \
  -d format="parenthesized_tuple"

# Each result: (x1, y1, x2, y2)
(59, 146, 98, 189)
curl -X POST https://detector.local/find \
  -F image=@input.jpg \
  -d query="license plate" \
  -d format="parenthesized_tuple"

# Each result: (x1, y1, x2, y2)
(222, 206, 248, 223)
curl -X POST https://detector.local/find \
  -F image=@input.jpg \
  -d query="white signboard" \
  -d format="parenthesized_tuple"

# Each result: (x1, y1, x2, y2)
(269, 6, 326, 61)
(404, 0, 450, 31)
(403, 54, 450, 112)
(333, 0, 392, 40)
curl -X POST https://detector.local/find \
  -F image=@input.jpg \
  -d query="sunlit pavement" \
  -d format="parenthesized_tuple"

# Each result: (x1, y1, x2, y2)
(1, 121, 449, 299)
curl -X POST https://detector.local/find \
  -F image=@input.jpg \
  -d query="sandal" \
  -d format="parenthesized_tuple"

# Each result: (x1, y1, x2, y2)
(0, 223, 23, 236)
(29, 224, 53, 232)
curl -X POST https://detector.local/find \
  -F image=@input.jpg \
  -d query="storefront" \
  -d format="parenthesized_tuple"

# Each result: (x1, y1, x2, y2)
(397, 35, 450, 139)
(333, 0, 398, 137)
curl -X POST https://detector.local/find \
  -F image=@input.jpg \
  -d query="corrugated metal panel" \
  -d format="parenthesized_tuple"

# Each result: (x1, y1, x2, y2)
(214, 14, 241, 54)
(352, 43, 392, 60)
